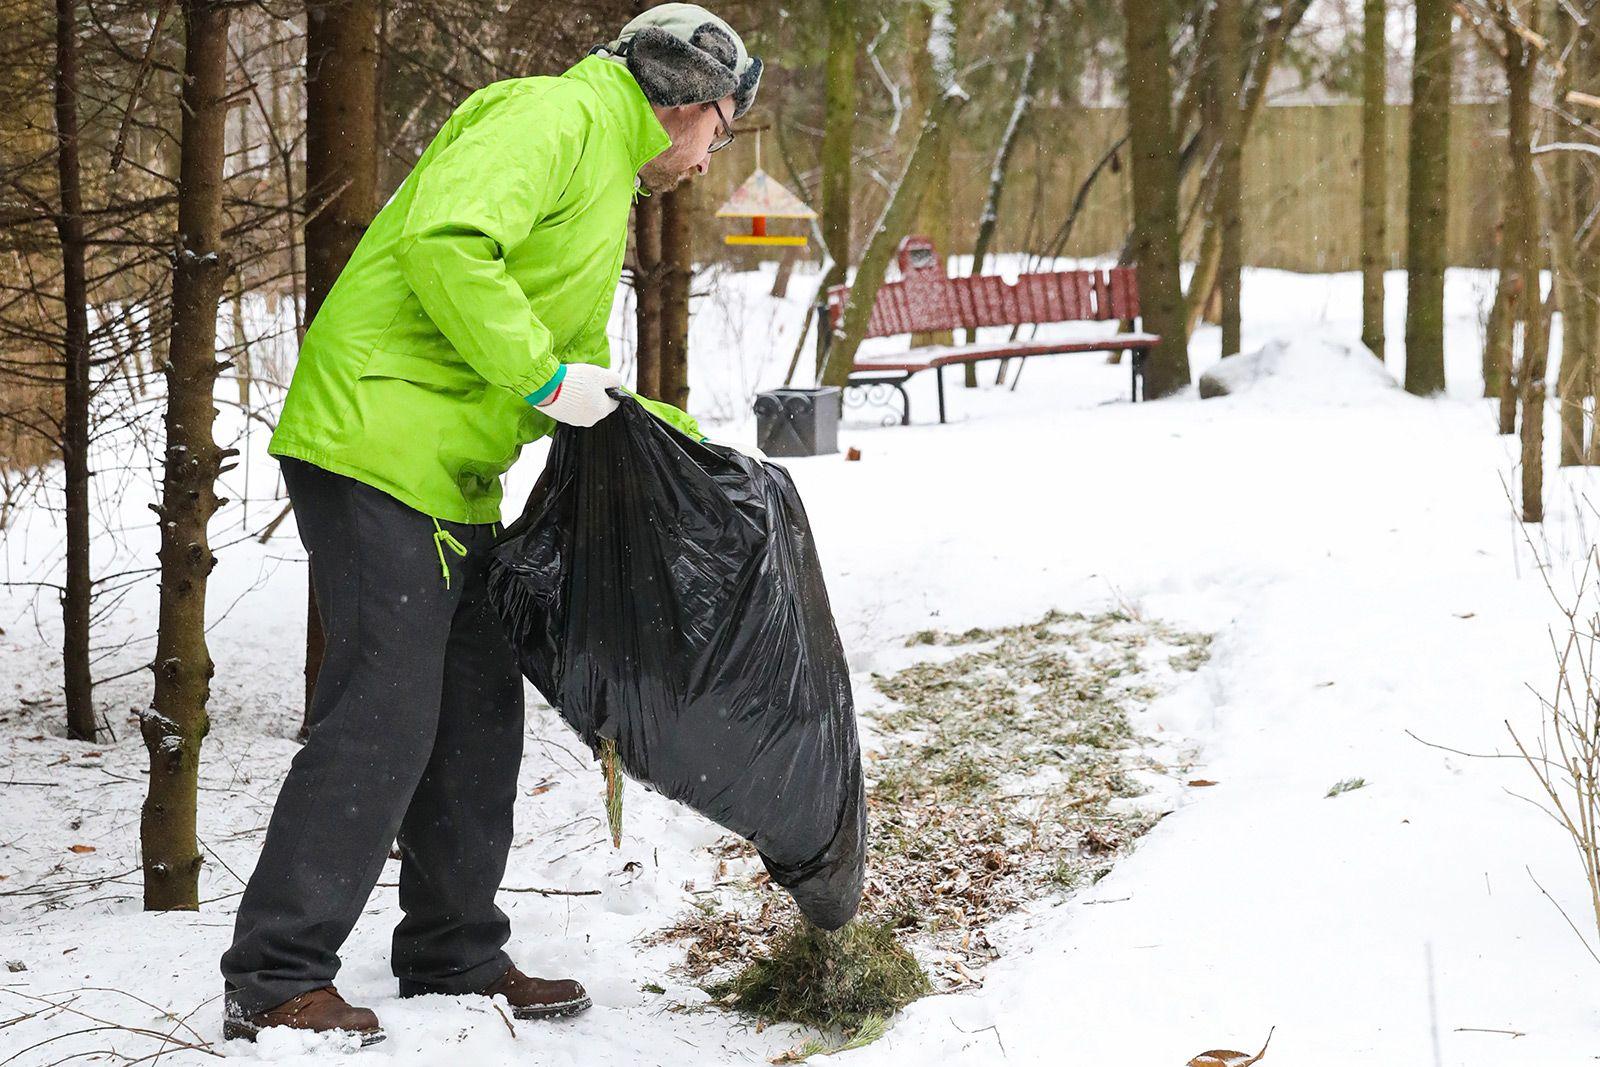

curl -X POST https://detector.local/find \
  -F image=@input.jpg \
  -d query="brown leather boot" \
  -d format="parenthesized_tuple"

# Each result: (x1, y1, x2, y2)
(481, 965, 592, 1019)
(222, 986, 385, 1045)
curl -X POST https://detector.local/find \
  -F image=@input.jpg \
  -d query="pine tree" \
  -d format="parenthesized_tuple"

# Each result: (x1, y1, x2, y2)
(52, 0, 95, 741)
(632, 194, 664, 398)
(143, 0, 235, 911)
(659, 184, 693, 412)
(302, 0, 378, 736)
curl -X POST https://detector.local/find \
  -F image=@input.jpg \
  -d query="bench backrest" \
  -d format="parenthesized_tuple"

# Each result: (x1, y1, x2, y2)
(825, 235, 1142, 340)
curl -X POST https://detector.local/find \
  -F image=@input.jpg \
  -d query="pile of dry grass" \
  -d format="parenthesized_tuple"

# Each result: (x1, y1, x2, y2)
(711, 919, 929, 1033)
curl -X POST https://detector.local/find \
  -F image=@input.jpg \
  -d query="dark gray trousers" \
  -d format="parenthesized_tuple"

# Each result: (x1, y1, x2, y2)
(221, 456, 524, 1018)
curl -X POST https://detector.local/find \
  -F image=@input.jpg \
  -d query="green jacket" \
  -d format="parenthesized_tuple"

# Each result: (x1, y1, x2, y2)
(269, 56, 702, 524)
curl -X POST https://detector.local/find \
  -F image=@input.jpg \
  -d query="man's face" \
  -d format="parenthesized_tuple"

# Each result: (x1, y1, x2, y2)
(639, 95, 734, 194)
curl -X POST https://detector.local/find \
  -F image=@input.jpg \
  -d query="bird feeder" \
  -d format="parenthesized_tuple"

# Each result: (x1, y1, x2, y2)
(716, 133, 815, 248)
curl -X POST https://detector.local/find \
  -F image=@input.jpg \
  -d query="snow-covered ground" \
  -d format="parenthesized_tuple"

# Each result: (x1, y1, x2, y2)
(2, 260, 1596, 1064)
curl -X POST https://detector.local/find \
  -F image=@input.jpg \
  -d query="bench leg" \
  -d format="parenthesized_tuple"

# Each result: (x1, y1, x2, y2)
(936, 364, 947, 424)
(844, 377, 913, 426)
(1009, 356, 1027, 393)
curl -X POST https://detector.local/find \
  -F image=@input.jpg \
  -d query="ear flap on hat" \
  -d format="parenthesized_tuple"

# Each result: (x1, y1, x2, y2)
(626, 25, 737, 109)
(687, 21, 738, 68)
(732, 56, 762, 118)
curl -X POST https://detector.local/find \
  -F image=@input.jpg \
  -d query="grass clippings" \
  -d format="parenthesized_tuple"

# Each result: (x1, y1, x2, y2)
(650, 609, 1212, 1045)
(1325, 776, 1367, 798)
(710, 919, 929, 1033)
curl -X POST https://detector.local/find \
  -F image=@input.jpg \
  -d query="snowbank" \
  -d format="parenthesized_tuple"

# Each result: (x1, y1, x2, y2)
(1198, 335, 1399, 403)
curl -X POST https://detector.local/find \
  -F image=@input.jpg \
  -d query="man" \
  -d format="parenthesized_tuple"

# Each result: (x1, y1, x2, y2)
(220, 4, 762, 1045)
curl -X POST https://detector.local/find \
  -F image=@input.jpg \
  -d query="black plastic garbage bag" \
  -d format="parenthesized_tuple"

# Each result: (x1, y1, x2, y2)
(487, 395, 866, 930)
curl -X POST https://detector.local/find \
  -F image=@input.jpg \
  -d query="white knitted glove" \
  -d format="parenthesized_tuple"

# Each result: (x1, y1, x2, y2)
(533, 364, 624, 427)
(705, 437, 767, 461)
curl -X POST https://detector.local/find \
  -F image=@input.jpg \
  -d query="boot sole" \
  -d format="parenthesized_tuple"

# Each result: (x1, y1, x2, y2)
(222, 1019, 387, 1047)
(508, 993, 593, 1020)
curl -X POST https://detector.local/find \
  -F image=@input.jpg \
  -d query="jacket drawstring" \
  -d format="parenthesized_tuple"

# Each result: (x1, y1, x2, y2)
(431, 516, 468, 589)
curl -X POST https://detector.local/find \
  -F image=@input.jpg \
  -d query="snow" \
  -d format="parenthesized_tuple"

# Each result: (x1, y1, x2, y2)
(2, 259, 1596, 1064)
(1197, 334, 1400, 402)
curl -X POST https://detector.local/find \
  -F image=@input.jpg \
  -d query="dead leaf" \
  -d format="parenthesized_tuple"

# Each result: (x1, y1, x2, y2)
(1187, 1027, 1273, 1066)
(68, 844, 95, 854)
(846, 447, 862, 461)
(1187, 779, 1219, 787)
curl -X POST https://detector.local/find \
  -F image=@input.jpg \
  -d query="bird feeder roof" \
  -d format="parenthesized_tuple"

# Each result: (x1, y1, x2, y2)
(715, 168, 817, 220)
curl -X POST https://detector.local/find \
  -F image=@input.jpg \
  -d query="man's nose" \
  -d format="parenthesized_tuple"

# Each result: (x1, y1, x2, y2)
(694, 158, 710, 176)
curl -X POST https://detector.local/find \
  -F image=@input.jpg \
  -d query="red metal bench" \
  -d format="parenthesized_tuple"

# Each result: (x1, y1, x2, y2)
(821, 236, 1160, 424)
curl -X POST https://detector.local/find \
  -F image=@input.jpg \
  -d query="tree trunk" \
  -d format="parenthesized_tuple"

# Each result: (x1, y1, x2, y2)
(302, 0, 378, 734)
(966, 0, 1048, 347)
(819, 0, 854, 298)
(143, 0, 233, 911)
(232, 283, 251, 407)
(1122, 0, 1190, 396)
(54, 0, 95, 743)
(1548, 134, 1587, 467)
(1360, 0, 1387, 360)
(770, 246, 798, 299)
(907, 0, 955, 352)
(1485, 214, 1516, 421)
(659, 183, 693, 412)
(1550, 12, 1589, 466)
(821, 5, 968, 388)
(1175, 0, 1312, 317)
(1586, 159, 1600, 462)
(633, 194, 663, 398)
(1553, 152, 1586, 465)
(1215, 0, 1243, 358)
(1505, 24, 1547, 521)
(1404, 0, 1452, 395)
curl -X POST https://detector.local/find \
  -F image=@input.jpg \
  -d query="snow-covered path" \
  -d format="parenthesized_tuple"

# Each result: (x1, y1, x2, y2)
(822, 382, 1588, 1065)
(3, 266, 1597, 1064)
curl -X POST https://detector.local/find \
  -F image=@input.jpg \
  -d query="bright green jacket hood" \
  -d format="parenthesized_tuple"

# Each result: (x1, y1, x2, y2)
(269, 56, 702, 524)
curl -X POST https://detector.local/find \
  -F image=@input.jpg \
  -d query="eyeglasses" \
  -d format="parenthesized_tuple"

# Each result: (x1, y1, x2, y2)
(708, 100, 734, 154)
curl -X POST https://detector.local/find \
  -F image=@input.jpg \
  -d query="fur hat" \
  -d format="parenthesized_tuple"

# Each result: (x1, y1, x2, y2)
(594, 4, 763, 119)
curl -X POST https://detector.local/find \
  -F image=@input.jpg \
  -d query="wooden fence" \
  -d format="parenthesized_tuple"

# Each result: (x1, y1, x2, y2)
(703, 103, 1508, 274)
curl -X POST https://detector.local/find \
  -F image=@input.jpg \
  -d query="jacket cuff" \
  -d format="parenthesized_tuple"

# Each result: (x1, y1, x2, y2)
(523, 363, 567, 405)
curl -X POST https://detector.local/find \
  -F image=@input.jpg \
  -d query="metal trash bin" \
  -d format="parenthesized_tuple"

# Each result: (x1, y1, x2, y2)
(753, 387, 840, 458)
